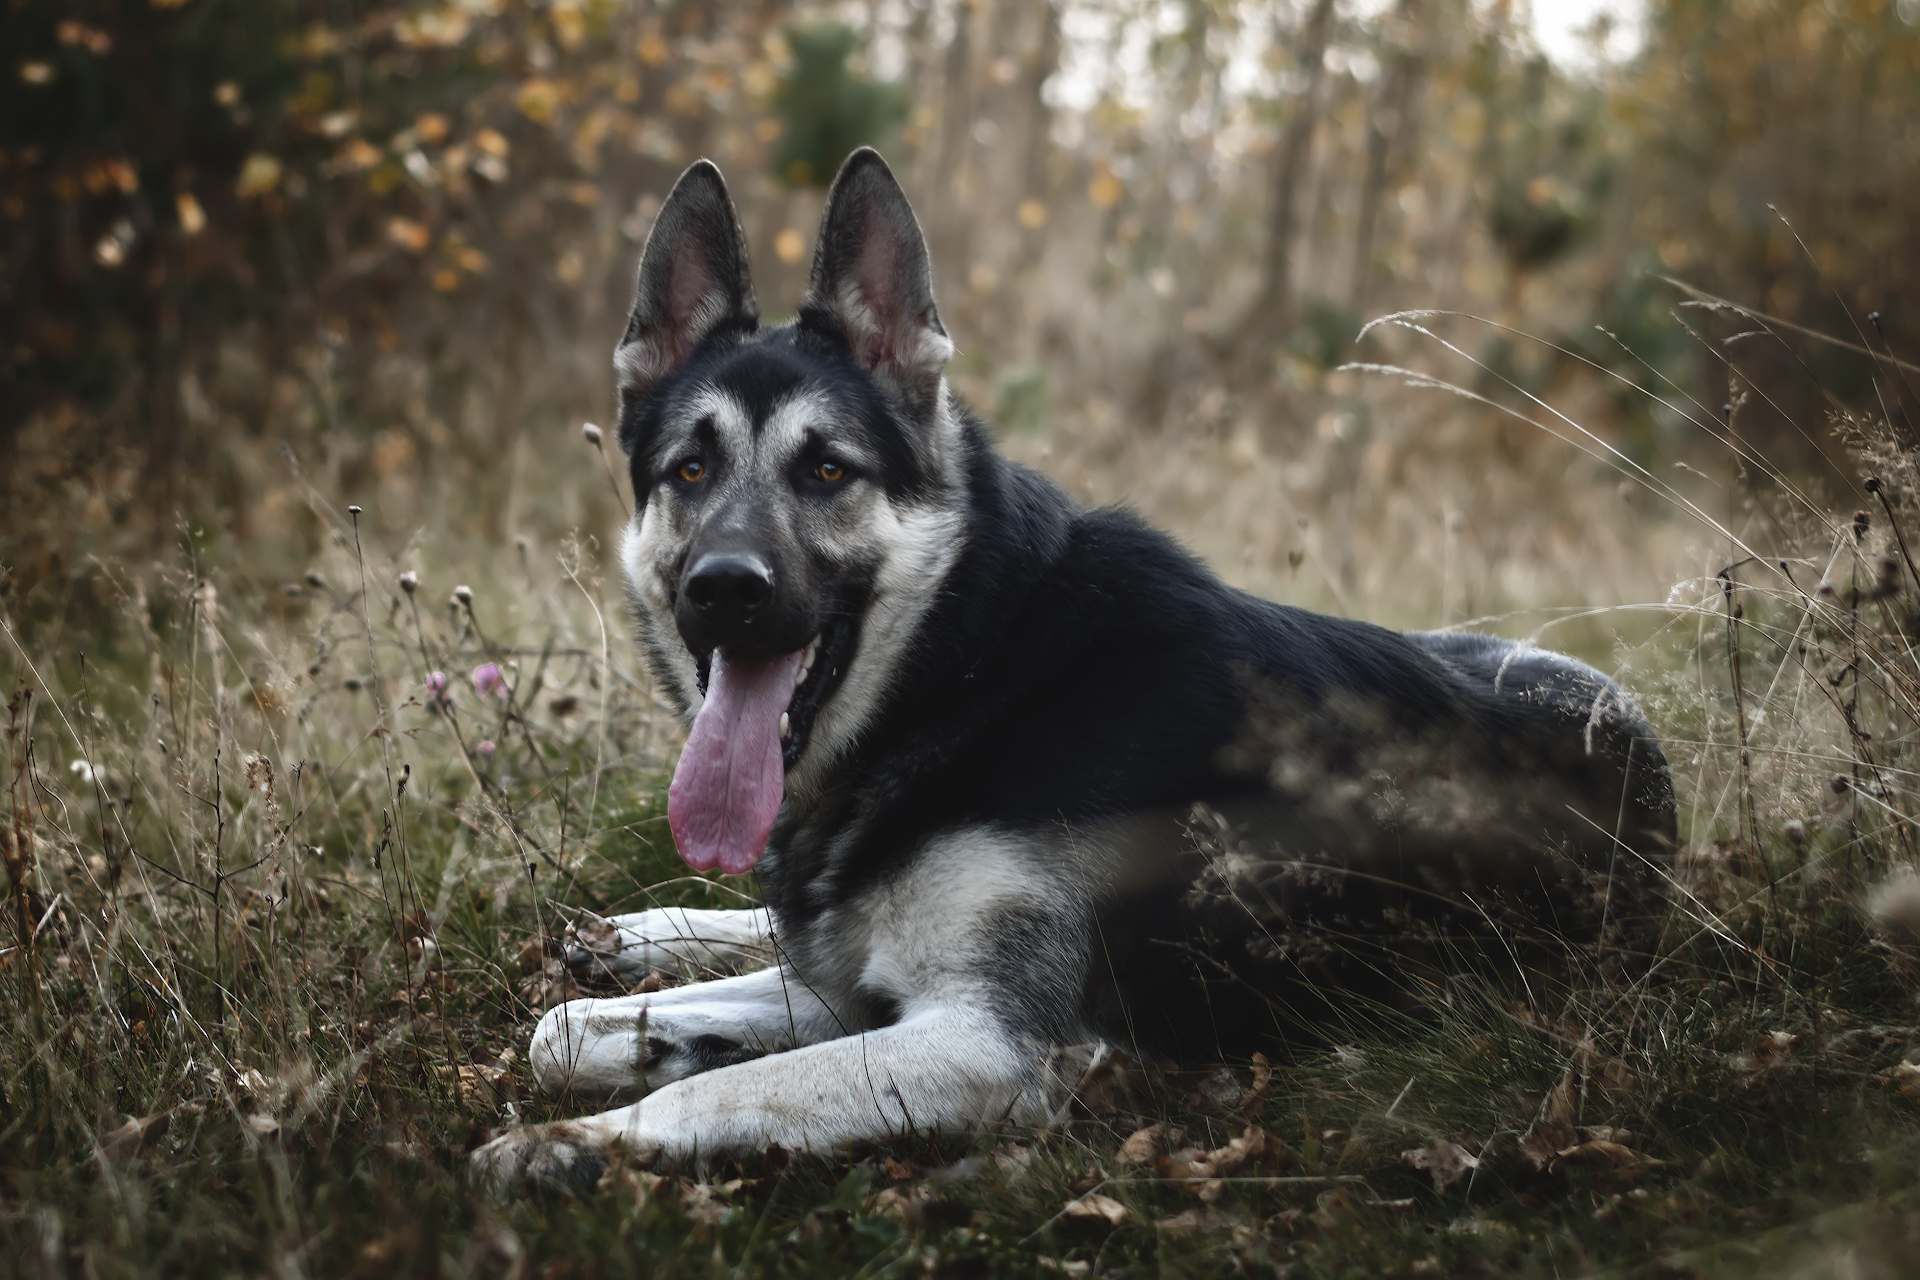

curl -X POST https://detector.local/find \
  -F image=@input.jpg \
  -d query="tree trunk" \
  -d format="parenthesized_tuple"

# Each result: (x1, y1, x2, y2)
(1250, 0, 1337, 354)
(1350, 12, 1423, 313)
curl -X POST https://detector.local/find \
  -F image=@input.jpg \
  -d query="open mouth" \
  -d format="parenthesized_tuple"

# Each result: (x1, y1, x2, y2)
(666, 623, 851, 875)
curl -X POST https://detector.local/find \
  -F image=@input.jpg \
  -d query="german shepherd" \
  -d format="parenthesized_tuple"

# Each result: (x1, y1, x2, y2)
(471, 149, 1674, 1192)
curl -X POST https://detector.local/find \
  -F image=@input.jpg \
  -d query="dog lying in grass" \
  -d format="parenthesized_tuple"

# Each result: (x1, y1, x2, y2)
(471, 148, 1674, 1193)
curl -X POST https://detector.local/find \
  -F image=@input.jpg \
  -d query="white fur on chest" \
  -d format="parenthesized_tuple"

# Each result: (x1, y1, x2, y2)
(783, 826, 1083, 1016)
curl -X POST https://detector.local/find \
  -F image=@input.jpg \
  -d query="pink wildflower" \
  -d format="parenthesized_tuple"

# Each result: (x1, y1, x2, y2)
(477, 740, 496, 756)
(471, 663, 506, 697)
(425, 671, 449, 699)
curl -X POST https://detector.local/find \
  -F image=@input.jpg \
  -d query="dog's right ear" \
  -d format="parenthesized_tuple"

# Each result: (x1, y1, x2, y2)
(613, 161, 758, 423)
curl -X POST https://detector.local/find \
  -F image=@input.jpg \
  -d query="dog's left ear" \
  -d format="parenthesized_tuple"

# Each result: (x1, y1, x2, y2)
(801, 148, 953, 409)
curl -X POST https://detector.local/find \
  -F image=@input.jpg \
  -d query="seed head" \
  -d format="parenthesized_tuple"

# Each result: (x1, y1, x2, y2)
(453, 584, 474, 606)
(399, 570, 418, 595)
(1783, 819, 1806, 847)
(305, 571, 326, 589)
(348, 504, 362, 516)
(583, 422, 604, 446)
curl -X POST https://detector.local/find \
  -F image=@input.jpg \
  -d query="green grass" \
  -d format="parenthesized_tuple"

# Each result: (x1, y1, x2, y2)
(9, 439, 1920, 1279)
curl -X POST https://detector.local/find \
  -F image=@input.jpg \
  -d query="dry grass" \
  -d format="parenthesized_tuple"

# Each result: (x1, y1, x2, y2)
(7, 300, 1920, 1278)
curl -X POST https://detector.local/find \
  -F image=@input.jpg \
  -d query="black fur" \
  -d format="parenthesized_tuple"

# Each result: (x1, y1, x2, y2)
(743, 407, 1674, 1063)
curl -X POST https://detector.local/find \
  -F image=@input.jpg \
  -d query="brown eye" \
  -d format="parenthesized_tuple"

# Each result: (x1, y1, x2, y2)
(678, 459, 705, 483)
(816, 461, 845, 483)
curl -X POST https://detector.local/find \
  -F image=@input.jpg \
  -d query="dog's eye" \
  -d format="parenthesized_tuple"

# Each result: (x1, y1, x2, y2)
(678, 460, 705, 483)
(816, 461, 846, 483)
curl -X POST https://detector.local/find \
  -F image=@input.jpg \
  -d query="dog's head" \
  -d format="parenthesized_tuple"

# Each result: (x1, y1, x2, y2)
(612, 149, 967, 875)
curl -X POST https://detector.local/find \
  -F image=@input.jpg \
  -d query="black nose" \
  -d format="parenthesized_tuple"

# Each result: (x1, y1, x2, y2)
(683, 553, 773, 627)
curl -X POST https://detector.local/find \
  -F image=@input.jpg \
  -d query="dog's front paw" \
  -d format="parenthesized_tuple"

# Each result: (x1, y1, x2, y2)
(565, 918, 652, 988)
(469, 1122, 629, 1198)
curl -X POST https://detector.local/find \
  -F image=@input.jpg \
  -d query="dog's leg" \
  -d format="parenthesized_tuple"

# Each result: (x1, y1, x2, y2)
(476, 1006, 1040, 1193)
(566, 906, 772, 985)
(529, 963, 846, 1100)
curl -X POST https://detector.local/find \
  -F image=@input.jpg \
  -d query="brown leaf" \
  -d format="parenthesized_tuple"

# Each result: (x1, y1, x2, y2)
(1517, 1131, 1562, 1175)
(1203, 1124, 1269, 1177)
(101, 1111, 170, 1157)
(1877, 1060, 1920, 1097)
(1156, 1208, 1215, 1234)
(1117, 1123, 1165, 1166)
(1185, 1066, 1246, 1113)
(1554, 1139, 1658, 1182)
(1158, 1146, 1213, 1181)
(1241, 1052, 1273, 1116)
(597, 1160, 665, 1206)
(1401, 1139, 1481, 1192)
(882, 1156, 915, 1182)
(992, 1141, 1034, 1175)
(515, 934, 560, 966)
(1068, 1166, 1107, 1195)
(679, 1180, 729, 1229)
(1543, 1068, 1577, 1129)
(1730, 1030, 1802, 1076)
(1061, 1192, 1130, 1226)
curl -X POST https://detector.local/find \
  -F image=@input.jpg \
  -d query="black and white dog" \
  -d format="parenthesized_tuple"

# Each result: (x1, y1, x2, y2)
(472, 150, 1675, 1190)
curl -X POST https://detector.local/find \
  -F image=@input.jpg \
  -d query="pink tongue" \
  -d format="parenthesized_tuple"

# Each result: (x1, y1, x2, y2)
(668, 647, 805, 875)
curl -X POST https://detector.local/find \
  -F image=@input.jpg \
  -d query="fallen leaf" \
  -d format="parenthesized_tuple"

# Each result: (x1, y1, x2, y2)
(1730, 1030, 1802, 1076)
(1203, 1124, 1269, 1177)
(992, 1141, 1034, 1175)
(679, 1180, 729, 1229)
(1554, 1139, 1657, 1182)
(597, 1162, 665, 1207)
(1241, 1052, 1273, 1115)
(245, 1113, 281, 1138)
(1401, 1139, 1481, 1192)
(1186, 1066, 1246, 1112)
(1542, 1068, 1577, 1130)
(1117, 1123, 1164, 1165)
(1061, 1192, 1130, 1226)
(101, 1111, 170, 1157)
(1877, 1060, 1920, 1097)
(1068, 1166, 1107, 1195)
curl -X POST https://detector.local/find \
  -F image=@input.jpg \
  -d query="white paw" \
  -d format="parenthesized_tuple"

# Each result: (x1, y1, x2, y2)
(530, 998, 767, 1098)
(469, 1124, 610, 1198)
(564, 916, 658, 986)
(562, 908, 770, 987)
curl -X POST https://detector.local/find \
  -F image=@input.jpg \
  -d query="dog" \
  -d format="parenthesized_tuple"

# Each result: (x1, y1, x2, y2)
(471, 149, 1675, 1192)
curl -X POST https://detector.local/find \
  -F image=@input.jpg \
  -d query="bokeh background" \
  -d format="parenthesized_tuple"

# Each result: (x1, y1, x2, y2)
(3, 0, 1917, 649)
(11, 8, 1920, 1272)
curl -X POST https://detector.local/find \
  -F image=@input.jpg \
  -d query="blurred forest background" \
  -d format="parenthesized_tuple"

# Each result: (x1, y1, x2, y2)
(14, 8, 1920, 1272)
(3, 0, 1918, 645)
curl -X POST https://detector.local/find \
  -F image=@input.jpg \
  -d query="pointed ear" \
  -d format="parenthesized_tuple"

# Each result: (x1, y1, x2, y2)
(614, 160, 758, 411)
(800, 148, 953, 408)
